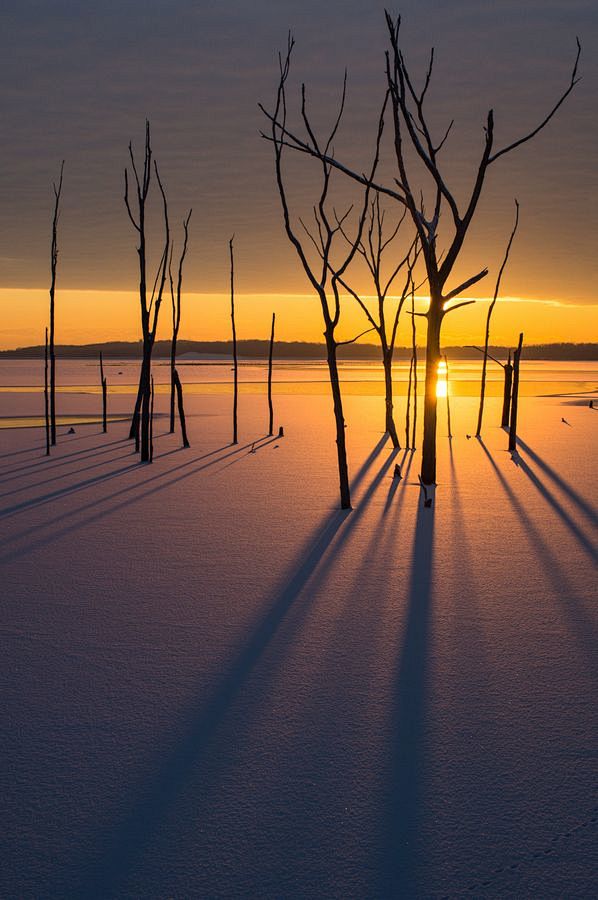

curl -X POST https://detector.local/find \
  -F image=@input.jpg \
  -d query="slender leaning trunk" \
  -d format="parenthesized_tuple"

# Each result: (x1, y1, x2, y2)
(44, 328, 50, 456)
(49, 297, 56, 445)
(99, 351, 107, 433)
(508, 334, 523, 452)
(267, 312, 275, 436)
(169, 338, 177, 433)
(405, 356, 413, 449)
(421, 303, 442, 485)
(383, 347, 399, 448)
(140, 342, 152, 462)
(173, 368, 190, 448)
(325, 332, 351, 509)
(501, 360, 513, 427)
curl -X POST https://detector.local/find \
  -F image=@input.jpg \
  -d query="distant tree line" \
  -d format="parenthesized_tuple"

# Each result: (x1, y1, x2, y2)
(3, 340, 596, 361)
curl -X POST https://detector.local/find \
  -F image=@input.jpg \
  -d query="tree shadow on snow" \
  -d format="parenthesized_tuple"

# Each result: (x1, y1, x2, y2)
(70, 436, 391, 898)
(0, 438, 269, 559)
(479, 439, 597, 659)
(70, 508, 349, 899)
(382, 491, 435, 897)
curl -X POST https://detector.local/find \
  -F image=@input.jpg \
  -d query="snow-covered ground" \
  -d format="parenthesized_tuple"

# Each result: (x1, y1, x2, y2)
(1, 364, 596, 898)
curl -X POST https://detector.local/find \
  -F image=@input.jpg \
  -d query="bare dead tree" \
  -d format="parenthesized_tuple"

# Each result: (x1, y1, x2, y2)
(261, 36, 385, 508)
(44, 328, 50, 456)
(268, 312, 276, 435)
(262, 15, 580, 484)
(173, 368, 190, 448)
(508, 332, 524, 452)
(48, 161, 64, 446)
(99, 351, 107, 433)
(408, 284, 418, 449)
(229, 235, 239, 444)
(334, 195, 420, 447)
(124, 121, 170, 462)
(476, 201, 520, 437)
(405, 355, 413, 449)
(169, 210, 192, 433)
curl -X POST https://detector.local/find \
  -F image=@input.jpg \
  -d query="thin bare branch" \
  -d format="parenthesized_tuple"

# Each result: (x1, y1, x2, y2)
(443, 267, 489, 302)
(489, 39, 581, 163)
(336, 325, 377, 346)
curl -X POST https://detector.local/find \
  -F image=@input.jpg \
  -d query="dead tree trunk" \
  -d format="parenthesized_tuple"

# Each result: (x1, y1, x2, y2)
(44, 328, 50, 456)
(421, 299, 442, 483)
(169, 333, 176, 433)
(325, 331, 351, 509)
(476, 201, 520, 437)
(99, 352, 107, 433)
(49, 161, 64, 446)
(169, 210, 192, 433)
(382, 346, 399, 447)
(410, 288, 418, 451)
(173, 368, 190, 448)
(124, 121, 170, 463)
(508, 333, 524, 452)
(230, 235, 238, 444)
(502, 352, 513, 427)
(405, 355, 413, 449)
(268, 311, 275, 435)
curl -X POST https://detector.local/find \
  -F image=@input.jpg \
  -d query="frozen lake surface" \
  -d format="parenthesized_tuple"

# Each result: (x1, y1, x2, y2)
(1, 360, 596, 898)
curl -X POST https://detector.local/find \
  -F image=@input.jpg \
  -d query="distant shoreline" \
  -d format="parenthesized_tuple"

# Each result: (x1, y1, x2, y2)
(1, 340, 596, 361)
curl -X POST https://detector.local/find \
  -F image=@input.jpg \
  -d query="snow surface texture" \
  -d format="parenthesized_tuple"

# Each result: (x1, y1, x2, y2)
(1, 385, 596, 898)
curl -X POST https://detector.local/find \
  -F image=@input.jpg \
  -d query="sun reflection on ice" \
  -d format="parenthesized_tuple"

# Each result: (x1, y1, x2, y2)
(436, 359, 448, 398)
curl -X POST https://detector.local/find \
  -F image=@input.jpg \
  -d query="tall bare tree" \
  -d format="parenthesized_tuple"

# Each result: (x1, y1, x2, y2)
(261, 37, 385, 508)
(476, 201, 520, 437)
(169, 210, 192, 433)
(408, 285, 418, 449)
(229, 235, 239, 445)
(99, 351, 107, 433)
(264, 15, 580, 484)
(124, 121, 170, 462)
(44, 327, 50, 456)
(334, 195, 419, 447)
(267, 312, 276, 436)
(48, 161, 64, 446)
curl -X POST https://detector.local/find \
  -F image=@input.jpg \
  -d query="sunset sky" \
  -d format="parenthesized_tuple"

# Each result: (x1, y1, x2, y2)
(0, 0, 596, 349)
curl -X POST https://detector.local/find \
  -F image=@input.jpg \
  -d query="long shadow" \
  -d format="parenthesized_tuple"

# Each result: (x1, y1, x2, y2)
(516, 437, 598, 527)
(0, 428, 104, 461)
(0, 439, 277, 563)
(0, 436, 129, 484)
(307, 443, 401, 595)
(0, 461, 141, 519)
(382, 493, 435, 897)
(0, 450, 134, 500)
(214, 434, 281, 471)
(514, 456, 597, 562)
(383, 449, 410, 514)
(73, 508, 349, 900)
(351, 433, 389, 493)
(479, 439, 597, 656)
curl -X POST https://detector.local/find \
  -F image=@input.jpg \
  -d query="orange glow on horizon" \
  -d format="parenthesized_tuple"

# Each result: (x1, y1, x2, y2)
(0, 288, 596, 352)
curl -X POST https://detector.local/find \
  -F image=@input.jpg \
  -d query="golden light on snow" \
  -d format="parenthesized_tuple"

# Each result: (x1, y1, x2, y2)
(436, 359, 448, 398)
